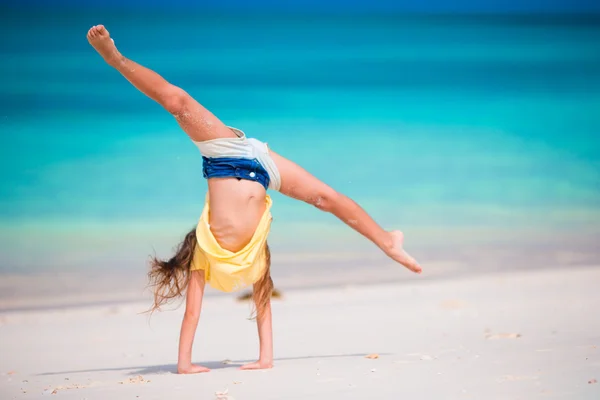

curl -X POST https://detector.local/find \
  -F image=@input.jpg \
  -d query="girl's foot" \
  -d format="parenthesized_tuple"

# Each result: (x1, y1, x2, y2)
(384, 231, 422, 273)
(86, 25, 121, 66)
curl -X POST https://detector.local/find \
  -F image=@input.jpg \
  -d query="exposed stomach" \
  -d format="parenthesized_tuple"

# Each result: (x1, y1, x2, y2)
(207, 177, 267, 253)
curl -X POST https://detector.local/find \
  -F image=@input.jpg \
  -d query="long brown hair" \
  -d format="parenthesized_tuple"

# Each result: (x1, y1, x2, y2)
(251, 243, 273, 320)
(147, 228, 196, 312)
(147, 228, 273, 319)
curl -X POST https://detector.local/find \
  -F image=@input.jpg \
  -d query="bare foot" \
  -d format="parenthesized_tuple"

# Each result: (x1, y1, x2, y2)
(177, 364, 210, 374)
(384, 231, 422, 274)
(86, 25, 121, 66)
(240, 360, 273, 370)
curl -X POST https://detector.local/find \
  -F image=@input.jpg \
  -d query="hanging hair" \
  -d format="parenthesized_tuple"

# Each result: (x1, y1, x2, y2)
(251, 243, 273, 320)
(147, 228, 197, 313)
(147, 228, 274, 319)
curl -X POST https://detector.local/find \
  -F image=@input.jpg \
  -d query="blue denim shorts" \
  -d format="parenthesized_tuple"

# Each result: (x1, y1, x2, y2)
(202, 156, 270, 190)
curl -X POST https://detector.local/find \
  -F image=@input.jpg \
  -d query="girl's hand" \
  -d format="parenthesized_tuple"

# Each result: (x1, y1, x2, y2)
(177, 363, 210, 374)
(240, 360, 273, 370)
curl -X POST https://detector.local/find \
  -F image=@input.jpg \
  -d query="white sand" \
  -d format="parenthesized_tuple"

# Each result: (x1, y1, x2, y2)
(1, 266, 599, 399)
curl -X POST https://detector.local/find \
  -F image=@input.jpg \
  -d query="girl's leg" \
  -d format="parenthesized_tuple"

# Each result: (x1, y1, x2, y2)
(269, 151, 421, 273)
(86, 25, 233, 142)
(86, 25, 420, 272)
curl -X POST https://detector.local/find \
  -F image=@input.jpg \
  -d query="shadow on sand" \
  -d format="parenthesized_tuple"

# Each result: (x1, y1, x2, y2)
(37, 353, 390, 376)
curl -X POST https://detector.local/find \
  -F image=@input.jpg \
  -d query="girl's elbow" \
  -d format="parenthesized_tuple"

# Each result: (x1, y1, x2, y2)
(183, 310, 200, 321)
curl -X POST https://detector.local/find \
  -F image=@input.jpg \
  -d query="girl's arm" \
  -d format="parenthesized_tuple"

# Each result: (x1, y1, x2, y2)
(177, 270, 210, 374)
(241, 293, 274, 370)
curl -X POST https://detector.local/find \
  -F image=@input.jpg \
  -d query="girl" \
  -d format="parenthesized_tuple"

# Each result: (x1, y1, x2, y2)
(86, 25, 421, 374)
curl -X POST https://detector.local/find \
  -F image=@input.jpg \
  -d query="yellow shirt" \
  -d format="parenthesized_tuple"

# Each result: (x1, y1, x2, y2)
(190, 195, 273, 292)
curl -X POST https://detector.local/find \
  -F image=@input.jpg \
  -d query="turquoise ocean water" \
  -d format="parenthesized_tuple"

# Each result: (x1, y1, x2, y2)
(1, 12, 599, 287)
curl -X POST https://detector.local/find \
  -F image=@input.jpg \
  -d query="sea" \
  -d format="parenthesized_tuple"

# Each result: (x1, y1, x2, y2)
(1, 11, 599, 307)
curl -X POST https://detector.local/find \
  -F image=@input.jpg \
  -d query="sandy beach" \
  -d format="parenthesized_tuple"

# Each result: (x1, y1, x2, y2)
(1, 265, 599, 399)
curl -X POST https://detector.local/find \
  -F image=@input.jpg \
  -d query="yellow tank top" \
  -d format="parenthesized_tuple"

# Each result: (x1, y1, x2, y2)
(190, 195, 272, 292)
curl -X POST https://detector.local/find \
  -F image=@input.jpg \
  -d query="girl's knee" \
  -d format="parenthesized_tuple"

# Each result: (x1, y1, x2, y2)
(310, 188, 340, 212)
(162, 87, 189, 115)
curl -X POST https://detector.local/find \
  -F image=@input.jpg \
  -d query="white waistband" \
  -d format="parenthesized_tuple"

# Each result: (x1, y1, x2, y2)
(192, 127, 281, 191)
